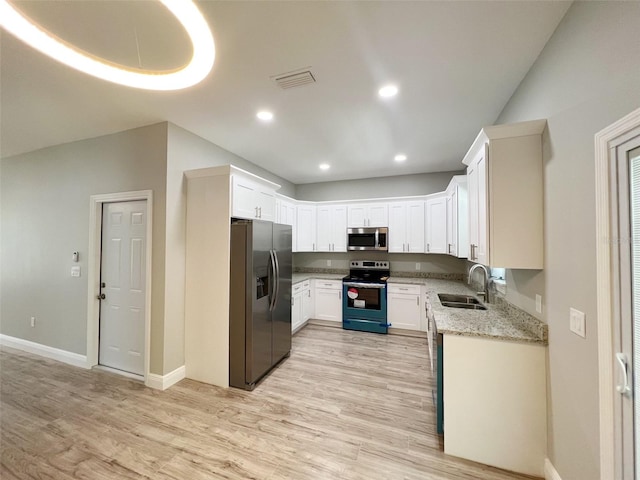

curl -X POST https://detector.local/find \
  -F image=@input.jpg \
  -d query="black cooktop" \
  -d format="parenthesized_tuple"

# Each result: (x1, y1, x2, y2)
(343, 260, 390, 284)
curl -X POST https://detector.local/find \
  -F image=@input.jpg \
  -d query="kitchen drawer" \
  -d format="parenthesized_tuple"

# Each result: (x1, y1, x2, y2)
(315, 280, 342, 290)
(388, 283, 421, 295)
(302, 280, 311, 290)
(293, 282, 305, 295)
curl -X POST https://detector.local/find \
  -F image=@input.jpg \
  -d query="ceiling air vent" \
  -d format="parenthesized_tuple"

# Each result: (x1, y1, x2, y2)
(274, 69, 316, 90)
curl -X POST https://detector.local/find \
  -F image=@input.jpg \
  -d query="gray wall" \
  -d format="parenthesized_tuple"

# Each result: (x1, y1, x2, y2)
(0, 124, 168, 374)
(495, 2, 640, 479)
(295, 171, 463, 201)
(164, 123, 293, 374)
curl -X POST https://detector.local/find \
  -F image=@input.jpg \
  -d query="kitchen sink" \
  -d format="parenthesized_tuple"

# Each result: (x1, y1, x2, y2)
(438, 293, 487, 310)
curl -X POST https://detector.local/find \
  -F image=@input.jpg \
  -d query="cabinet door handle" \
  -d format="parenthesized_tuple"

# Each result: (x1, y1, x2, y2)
(338, 290, 342, 300)
(417, 297, 419, 306)
(259, 207, 262, 218)
(426, 243, 430, 253)
(255, 206, 259, 218)
(313, 243, 315, 251)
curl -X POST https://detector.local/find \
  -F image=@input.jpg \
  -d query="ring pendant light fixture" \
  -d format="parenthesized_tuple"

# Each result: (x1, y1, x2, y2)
(0, 0, 215, 91)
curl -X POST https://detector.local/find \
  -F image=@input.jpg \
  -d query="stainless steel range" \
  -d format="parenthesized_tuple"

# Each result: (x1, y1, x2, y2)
(342, 260, 390, 334)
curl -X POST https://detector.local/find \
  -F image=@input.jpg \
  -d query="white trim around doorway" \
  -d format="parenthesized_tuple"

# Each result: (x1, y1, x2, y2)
(86, 190, 153, 386)
(595, 107, 640, 480)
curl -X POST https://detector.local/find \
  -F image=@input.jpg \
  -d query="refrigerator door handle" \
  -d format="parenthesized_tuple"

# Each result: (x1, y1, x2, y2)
(272, 249, 281, 311)
(268, 249, 276, 312)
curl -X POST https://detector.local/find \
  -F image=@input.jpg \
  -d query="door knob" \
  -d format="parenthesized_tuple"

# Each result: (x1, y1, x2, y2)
(97, 293, 106, 300)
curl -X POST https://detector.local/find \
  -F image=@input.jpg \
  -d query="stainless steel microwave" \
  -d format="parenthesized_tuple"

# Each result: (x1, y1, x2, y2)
(347, 227, 388, 251)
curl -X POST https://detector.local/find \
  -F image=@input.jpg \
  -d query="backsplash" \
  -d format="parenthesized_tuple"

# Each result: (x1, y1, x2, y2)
(293, 251, 467, 276)
(293, 266, 465, 281)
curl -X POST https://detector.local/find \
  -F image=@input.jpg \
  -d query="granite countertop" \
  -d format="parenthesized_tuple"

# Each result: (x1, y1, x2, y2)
(292, 273, 547, 345)
(422, 279, 547, 345)
(292, 272, 345, 284)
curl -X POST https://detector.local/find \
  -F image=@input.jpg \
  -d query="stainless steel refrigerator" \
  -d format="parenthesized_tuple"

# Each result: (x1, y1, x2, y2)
(229, 219, 292, 390)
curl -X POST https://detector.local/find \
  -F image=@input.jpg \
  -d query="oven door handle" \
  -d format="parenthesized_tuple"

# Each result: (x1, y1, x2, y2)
(343, 282, 386, 289)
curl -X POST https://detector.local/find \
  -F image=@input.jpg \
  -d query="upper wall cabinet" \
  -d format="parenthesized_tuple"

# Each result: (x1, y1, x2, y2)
(425, 195, 447, 254)
(316, 205, 347, 252)
(347, 203, 388, 228)
(445, 176, 468, 258)
(275, 195, 296, 226)
(231, 172, 278, 222)
(296, 203, 317, 252)
(463, 119, 546, 269)
(276, 195, 297, 252)
(389, 201, 425, 253)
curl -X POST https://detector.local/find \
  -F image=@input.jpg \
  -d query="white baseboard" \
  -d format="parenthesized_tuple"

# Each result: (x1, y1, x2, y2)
(0, 334, 89, 369)
(145, 365, 185, 390)
(545, 458, 562, 480)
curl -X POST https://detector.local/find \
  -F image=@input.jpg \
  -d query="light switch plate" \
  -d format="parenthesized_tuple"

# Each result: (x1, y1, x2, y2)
(415, 262, 420, 271)
(570, 307, 586, 338)
(327, 260, 331, 267)
(536, 295, 542, 314)
(71, 266, 81, 277)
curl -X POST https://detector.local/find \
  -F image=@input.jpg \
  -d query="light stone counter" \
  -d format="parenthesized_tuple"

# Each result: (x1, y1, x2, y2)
(393, 278, 547, 345)
(292, 273, 345, 284)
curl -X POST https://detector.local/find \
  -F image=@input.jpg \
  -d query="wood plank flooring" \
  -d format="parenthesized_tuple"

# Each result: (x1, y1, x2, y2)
(1, 325, 540, 479)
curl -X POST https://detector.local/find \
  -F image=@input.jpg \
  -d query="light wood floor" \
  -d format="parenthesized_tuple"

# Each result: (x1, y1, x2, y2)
(1, 325, 540, 479)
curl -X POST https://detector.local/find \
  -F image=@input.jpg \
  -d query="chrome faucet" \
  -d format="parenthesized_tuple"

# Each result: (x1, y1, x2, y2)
(468, 263, 491, 303)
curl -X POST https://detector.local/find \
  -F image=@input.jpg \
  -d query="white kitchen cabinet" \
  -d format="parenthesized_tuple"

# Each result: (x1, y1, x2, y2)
(347, 203, 388, 227)
(296, 203, 317, 252)
(302, 281, 314, 322)
(291, 286, 304, 332)
(425, 195, 447, 254)
(316, 205, 347, 252)
(387, 283, 424, 331)
(276, 195, 298, 252)
(314, 280, 342, 323)
(445, 176, 468, 258)
(275, 195, 296, 226)
(292, 279, 312, 333)
(388, 201, 425, 253)
(444, 335, 546, 477)
(231, 173, 276, 222)
(463, 119, 545, 269)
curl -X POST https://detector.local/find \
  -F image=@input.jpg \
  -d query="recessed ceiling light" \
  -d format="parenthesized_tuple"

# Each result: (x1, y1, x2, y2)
(0, 0, 215, 91)
(378, 84, 399, 98)
(256, 111, 274, 121)
(319, 163, 330, 170)
(394, 154, 407, 162)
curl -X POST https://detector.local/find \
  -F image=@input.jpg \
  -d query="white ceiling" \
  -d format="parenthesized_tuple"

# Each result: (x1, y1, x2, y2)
(0, 1, 571, 184)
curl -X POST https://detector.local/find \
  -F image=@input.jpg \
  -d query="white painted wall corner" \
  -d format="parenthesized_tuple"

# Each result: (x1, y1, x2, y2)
(145, 365, 186, 390)
(0, 334, 89, 369)
(545, 458, 562, 480)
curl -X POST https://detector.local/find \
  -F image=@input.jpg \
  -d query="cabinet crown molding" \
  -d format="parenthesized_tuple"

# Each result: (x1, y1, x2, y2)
(462, 119, 547, 166)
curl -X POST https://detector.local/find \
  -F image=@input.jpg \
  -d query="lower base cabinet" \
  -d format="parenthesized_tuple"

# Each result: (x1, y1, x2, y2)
(443, 335, 546, 477)
(292, 280, 312, 332)
(387, 283, 425, 331)
(314, 280, 342, 323)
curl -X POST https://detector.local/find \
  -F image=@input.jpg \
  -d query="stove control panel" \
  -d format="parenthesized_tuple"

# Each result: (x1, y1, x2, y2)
(350, 260, 389, 269)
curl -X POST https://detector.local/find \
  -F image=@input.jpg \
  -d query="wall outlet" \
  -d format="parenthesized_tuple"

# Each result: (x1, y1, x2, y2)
(535, 294, 542, 314)
(327, 260, 332, 267)
(569, 307, 586, 338)
(30, 316, 36, 328)
(415, 262, 420, 271)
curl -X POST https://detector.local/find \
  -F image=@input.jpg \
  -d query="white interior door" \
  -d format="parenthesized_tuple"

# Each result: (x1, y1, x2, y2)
(615, 139, 640, 479)
(99, 200, 147, 376)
